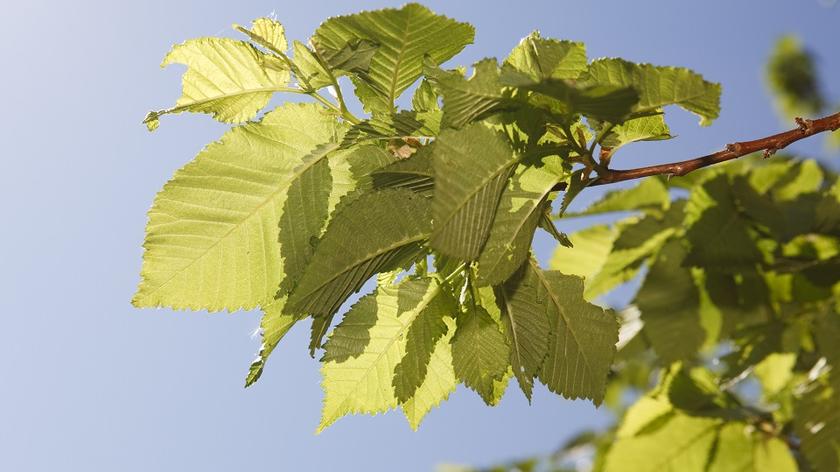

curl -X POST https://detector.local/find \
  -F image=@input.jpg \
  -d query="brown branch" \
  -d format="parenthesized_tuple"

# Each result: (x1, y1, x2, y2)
(551, 111, 840, 191)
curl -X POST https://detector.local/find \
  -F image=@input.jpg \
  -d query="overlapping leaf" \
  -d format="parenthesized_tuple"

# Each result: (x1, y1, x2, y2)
(144, 37, 291, 129)
(451, 301, 511, 404)
(684, 173, 762, 269)
(476, 158, 566, 285)
(431, 123, 517, 260)
(134, 103, 343, 311)
(401, 317, 458, 430)
(635, 240, 705, 362)
(287, 188, 432, 326)
(245, 297, 300, 387)
(531, 263, 619, 403)
(313, 3, 474, 112)
(393, 280, 458, 402)
(584, 58, 721, 126)
(318, 277, 455, 431)
(503, 32, 587, 82)
(496, 264, 552, 399)
(428, 59, 509, 129)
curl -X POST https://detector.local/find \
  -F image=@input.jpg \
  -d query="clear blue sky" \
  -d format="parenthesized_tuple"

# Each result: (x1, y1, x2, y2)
(1, 1, 838, 471)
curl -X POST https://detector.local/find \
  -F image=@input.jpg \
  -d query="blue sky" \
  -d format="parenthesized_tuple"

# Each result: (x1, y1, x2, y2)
(1, 1, 838, 471)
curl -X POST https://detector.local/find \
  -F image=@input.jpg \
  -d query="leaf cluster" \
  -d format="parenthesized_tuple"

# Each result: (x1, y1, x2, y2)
(135, 6, 839, 460)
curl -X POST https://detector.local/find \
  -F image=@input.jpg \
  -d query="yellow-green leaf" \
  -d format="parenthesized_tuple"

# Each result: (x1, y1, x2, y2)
(146, 38, 291, 127)
(318, 277, 450, 432)
(133, 103, 343, 311)
(313, 3, 474, 113)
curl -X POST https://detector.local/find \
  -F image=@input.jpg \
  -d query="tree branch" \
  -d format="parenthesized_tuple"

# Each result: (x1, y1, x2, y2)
(551, 111, 840, 191)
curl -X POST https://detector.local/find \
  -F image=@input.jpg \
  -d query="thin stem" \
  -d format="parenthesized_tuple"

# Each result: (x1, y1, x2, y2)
(550, 111, 840, 191)
(562, 122, 606, 176)
(439, 262, 467, 286)
(234, 23, 362, 125)
(311, 47, 362, 125)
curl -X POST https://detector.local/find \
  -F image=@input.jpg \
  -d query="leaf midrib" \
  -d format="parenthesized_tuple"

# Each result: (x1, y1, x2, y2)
(435, 157, 515, 231)
(482, 178, 558, 272)
(529, 259, 597, 379)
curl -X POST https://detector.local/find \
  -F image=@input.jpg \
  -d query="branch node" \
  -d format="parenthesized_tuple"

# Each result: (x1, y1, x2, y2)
(763, 148, 777, 159)
(726, 143, 743, 153)
(795, 117, 814, 133)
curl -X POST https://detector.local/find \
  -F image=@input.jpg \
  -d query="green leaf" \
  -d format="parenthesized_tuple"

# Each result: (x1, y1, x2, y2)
(816, 312, 840, 389)
(318, 277, 450, 432)
(598, 113, 673, 151)
(584, 58, 721, 126)
(412, 78, 440, 113)
(636, 240, 705, 363)
(773, 159, 823, 201)
(431, 123, 517, 260)
(476, 159, 566, 285)
(243, 17, 288, 52)
(572, 177, 670, 217)
(563, 207, 680, 301)
(538, 210, 573, 247)
(605, 412, 721, 472)
(429, 58, 509, 129)
(393, 280, 458, 402)
(795, 383, 840, 472)
(753, 353, 796, 398)
(615, 395, 673, 437)
(503, 31, 587, 82)
(313, 3, 474, 113)
(340, 111, 439, 149)
(291, 40, 333, 89)
(245, 297, 300, 387)
(495, 264, 552, 400)
(720, 322, 785, 384)
(287, 188, 432, 328)
(766, 35, 825, 119)
(585, 216, 676, 299)
(550, 224, 618, 289)
(401, 316, 458, 430)
(372, 146, 435, 196)
(145, 38, 291, 128)
(684, 173, 761, 270)
(557, 169, 590, 216)
(451, 301, 511, 404)
(707, 423, 797, 472)
(275, 144, 336, 296)
(510, 77, 640, 123)
(521, 261, 618, 403)
(666, 366, 730, 412)
(133, 103, 343, 311)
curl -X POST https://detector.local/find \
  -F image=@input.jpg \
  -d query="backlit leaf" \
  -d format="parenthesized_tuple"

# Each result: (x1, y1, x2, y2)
(287, 188, 432, 327)
(318, 277, 452, 432)
(134, 103, 343, 311)
(476, 159, 566, 285)
(431, 123, 517, 260)
(585, 58, 721, 126)
(451, 301, 511, 404)
(145, 38, 291, 128)
(313, 3, 474, 113)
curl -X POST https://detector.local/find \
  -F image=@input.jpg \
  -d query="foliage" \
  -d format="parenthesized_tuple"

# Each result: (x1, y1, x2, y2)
(767, 34, 840, 151)
(135, 5, 840, 469)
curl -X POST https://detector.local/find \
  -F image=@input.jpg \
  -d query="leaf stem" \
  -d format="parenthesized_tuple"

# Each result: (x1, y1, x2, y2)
(235, 23, 361, 125)
(438, 262, 467, 286)
(311, 47, 362, 125)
